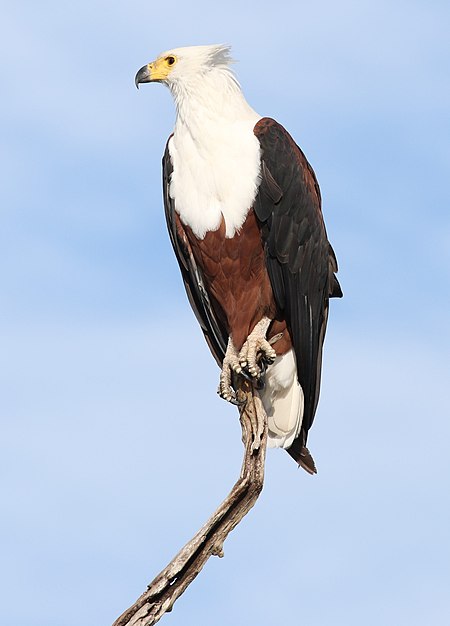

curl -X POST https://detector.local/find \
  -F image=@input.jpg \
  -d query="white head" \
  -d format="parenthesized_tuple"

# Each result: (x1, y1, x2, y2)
(135, 44, 237, 91)
(135, 44, 259, 122)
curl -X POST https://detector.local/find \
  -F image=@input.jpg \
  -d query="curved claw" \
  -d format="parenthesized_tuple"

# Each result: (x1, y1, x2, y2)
(217, 387, 246, 406)
(261, 354, 276, 365)
(229, 394, 246, 406)
(240, 353, 271, 386)
(254, 360, 267, 389)
(239, 368, 254, 383)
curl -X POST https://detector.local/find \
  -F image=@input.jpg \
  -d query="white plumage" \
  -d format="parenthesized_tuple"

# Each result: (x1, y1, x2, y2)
(167, 46, 262, 238)
(260, 350, 304, 449)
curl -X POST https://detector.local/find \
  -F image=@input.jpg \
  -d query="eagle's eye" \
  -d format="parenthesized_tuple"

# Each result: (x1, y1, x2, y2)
(165, 56, 176, 66)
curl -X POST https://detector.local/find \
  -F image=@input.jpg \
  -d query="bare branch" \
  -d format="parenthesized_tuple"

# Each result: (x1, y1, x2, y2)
(113, 380, 267, 626)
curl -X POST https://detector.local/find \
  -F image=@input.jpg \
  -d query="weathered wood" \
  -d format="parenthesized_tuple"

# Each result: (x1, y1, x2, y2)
(112, 381, 268, 626)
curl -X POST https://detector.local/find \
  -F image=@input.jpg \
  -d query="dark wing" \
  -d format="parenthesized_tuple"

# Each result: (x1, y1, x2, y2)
(162, 138, 228, 366)
(254, 118, 342, 446)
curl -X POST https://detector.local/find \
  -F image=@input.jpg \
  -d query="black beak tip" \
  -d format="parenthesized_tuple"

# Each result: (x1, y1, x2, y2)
(135, 64, 151, 90)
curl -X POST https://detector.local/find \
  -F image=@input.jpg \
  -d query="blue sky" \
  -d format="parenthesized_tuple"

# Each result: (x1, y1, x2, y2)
(1, 1, 449, 625)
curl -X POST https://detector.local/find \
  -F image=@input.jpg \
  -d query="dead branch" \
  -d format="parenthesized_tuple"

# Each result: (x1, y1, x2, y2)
(112, 380, 268, 626)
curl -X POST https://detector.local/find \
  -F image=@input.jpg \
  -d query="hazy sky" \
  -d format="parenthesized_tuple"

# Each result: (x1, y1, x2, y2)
(1, 1, 449, 625)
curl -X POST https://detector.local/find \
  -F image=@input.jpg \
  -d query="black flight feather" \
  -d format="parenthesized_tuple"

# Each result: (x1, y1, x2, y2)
(253, 118, 342, 443)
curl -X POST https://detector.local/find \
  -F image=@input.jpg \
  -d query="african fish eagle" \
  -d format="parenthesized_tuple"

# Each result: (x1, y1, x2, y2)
(135, 45, 342, 473)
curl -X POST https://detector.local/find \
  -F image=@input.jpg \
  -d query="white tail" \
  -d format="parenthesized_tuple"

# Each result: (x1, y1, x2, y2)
(259, 349, 304, 449)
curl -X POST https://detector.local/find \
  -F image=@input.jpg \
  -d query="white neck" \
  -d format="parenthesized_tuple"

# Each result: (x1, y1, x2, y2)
(169, 68, 259, 130)
(166, 68, 262, 239)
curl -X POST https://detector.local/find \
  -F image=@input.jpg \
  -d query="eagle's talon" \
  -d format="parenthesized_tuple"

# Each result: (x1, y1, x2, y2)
(218, 386, 233, 401)
(219, 319, 276, 403)
(229, 394, 246, 406)
(239, 369, 253, 383)
(236, 316, 276, 381)
(218, 386, 246, 406)
(255, 377, 265, 390)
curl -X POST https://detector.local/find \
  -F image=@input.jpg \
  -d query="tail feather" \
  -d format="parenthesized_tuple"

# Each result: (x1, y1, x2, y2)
(287, 437, 317, 475)
(259, 348, 317, 475)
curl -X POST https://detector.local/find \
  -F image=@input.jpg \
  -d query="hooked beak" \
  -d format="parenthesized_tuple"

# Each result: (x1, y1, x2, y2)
(135, 64, 152, 89)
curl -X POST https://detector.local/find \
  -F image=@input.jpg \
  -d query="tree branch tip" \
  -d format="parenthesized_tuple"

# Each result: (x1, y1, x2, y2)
(211, 544, 224, 558)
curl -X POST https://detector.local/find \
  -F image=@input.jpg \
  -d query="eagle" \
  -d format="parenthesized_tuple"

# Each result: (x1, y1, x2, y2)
(135, 45, 342, 473)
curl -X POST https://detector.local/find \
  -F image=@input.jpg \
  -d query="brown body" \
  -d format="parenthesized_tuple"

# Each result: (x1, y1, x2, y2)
(178, 211, 292, 355)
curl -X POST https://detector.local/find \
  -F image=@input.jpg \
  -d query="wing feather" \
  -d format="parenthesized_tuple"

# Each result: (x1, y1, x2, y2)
(254, 118, 342, 439)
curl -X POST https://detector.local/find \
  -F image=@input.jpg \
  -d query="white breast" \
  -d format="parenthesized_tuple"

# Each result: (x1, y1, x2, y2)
(168, 116, 262, 239)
